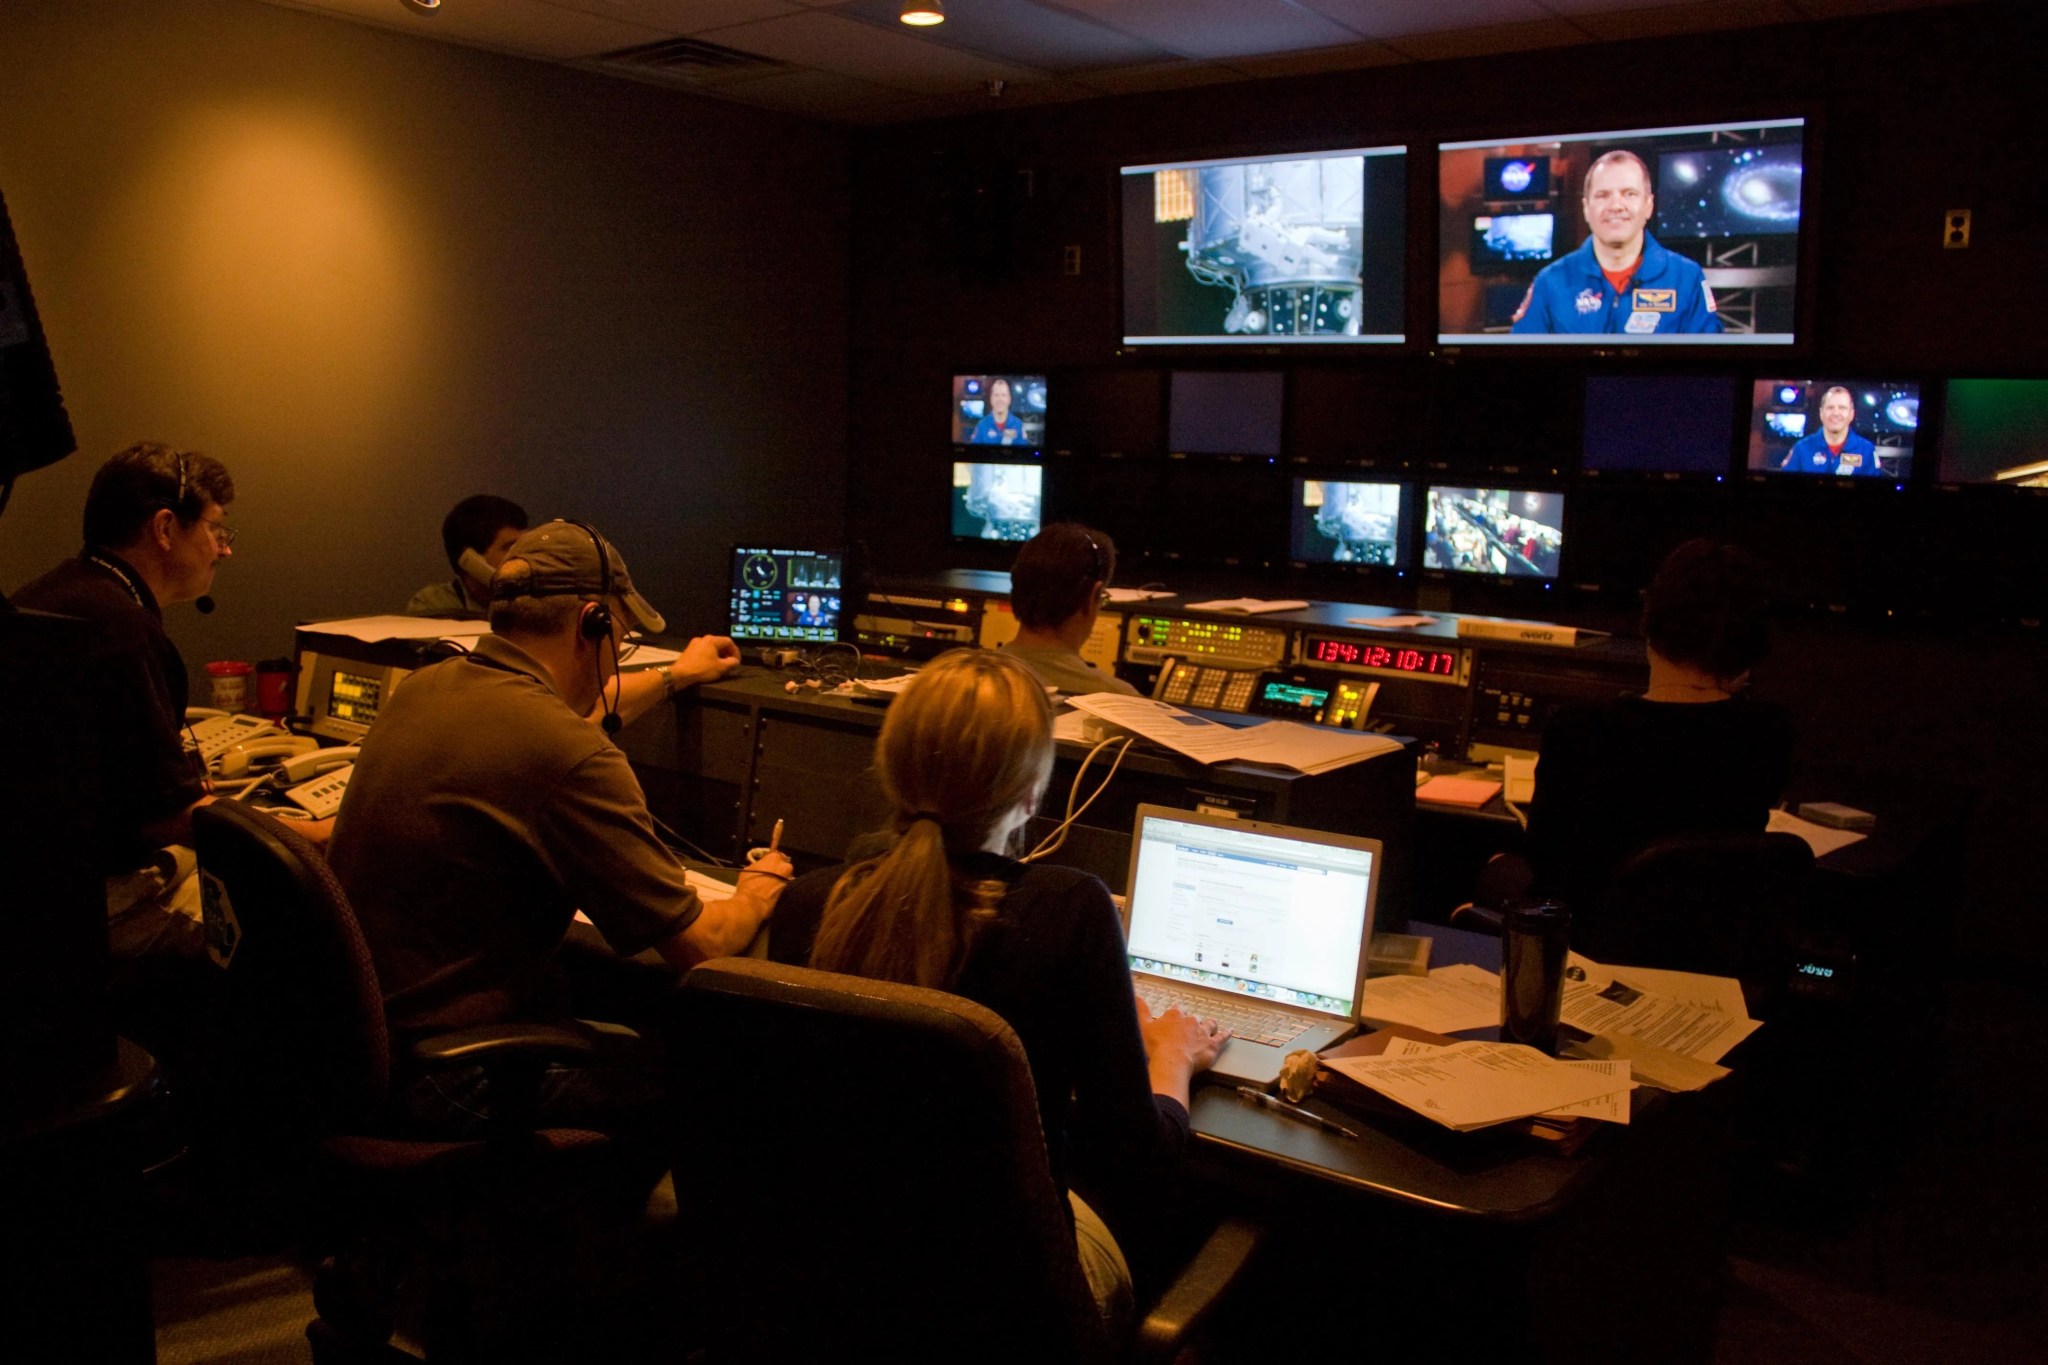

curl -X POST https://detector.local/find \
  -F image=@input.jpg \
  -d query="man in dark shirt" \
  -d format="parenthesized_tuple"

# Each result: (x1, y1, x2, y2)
(11, 442, 235, 957)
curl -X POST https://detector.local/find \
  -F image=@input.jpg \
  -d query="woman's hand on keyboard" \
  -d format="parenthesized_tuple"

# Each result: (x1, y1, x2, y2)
(1137, 997, 1228, 1108)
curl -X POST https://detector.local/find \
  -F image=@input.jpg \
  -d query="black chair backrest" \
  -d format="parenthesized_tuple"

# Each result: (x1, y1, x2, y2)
(1588, 830, 1814, 1015)
(667, 957, 1109, 1365)
(192, 802, 390, 1143)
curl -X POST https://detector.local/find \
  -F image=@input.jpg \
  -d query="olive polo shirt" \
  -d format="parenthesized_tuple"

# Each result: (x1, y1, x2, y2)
(328, 633, 701, 1039)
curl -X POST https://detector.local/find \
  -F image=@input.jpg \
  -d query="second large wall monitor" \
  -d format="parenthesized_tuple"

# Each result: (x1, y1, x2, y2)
(1123, 147, 1406, 345)
(1440, 119, 1804, 345)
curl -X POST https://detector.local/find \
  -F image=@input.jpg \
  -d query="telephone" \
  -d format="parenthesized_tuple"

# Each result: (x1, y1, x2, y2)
(217, 735, 319, 780)
(458, 547, 495, 585)
(186, 708, 283, 764)
(279, 747, 360, 818)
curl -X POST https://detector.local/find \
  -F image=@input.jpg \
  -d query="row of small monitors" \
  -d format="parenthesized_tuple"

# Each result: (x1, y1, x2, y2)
(953, 468, 1565, 582)
(952, 373, 2048, 487)
(1117, 119, 1801, 346)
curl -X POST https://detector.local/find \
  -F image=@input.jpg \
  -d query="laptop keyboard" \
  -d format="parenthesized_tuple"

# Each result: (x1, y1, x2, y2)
(1136, 982, 1317, 1048)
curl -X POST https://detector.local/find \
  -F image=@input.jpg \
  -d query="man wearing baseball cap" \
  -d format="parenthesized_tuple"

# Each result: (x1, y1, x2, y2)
(328, 519, 789, 1146)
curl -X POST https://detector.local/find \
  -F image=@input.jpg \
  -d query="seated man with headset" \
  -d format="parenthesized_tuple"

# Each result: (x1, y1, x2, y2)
(1000, 523, 1139, 698)
(330, 520, 791, 1160)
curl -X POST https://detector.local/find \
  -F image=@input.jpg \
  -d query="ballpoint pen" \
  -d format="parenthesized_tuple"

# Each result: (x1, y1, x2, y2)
(1233, 1086, 1361, 1140)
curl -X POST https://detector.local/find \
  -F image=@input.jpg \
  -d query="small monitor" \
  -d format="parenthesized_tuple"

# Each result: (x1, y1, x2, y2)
(1938, 379, 2048, 486)
(952, 373, 1047, 450)
(1471, 213, 1555, 270)
(1290, 479, 1410, 568)
(1423, 487, 1565, 579)
(1484, 155, 1552, 201)
(1581, 375, 1737, 475)
(728, 547, 846, 644)
(951, 461, 1043, 542)
(1169, 370, 1284, 456)
(1748, 379, 1920, 480)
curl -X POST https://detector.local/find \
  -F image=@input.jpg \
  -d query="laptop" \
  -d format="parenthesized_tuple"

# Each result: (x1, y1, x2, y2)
(1121, 804, 1383, 1087)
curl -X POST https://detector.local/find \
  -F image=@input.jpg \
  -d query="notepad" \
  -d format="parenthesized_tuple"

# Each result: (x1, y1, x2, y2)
(1415, 776, 1502, 807)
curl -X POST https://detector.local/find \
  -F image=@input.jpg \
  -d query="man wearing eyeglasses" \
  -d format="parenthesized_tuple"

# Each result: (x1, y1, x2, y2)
(11, 441, 236, 959)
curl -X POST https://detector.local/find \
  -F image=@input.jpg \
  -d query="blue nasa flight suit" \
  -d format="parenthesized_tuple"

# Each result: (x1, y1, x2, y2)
(1511, 232, 1722, 336)
(1783, 429, 1880, 477)
(968, 413, 1026, 445)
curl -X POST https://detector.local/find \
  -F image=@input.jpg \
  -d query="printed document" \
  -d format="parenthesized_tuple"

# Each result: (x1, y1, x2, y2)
(1325, 1040, 1632, 1131)
(1381, 1037, 1633, 1124)
(1358, 963, 1502, 1034)
(1064, 693, 1402, 774)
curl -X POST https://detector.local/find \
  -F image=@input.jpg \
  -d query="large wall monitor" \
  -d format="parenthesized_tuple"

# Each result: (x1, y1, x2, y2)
(950, 461, 1043, 542)
(1747, 379, 1920, 480)
(1122, 146, 1406, 345)
(1169, 370, 1284, 456)
(952, 373, 1047, 450)
(728, 546, 846, 644)
(1440, 119, 1805, 345)
(1938, 379, 2048, 487)
(1423, 487, 1565, 579)
(1290, 479, 1411, 568)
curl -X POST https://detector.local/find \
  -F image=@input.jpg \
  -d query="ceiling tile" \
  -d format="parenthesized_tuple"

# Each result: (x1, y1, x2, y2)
(543, 0, 802, 30)
(1533, 0, 1721, 15)
(1224, 40, 1409, 78)
(827, 0, 1171, 71)
(698, 9, 1048, 92)
(1572, 0, 1802, 40)
(265, 0, 675, 59)
(1788, 0, 1966, 18)
(1386, 16, 1590, 59)
(1299, 0, 1552, 39)
(1045, 0, 1365, 61)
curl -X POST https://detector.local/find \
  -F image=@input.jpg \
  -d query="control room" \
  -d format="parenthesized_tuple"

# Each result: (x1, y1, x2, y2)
(2, 1, 2042, 1362)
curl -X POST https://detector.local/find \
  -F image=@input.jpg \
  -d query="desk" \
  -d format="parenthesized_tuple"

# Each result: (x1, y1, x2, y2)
(1183, 926, 1733, 1360)
(622, 668, 1423, 925)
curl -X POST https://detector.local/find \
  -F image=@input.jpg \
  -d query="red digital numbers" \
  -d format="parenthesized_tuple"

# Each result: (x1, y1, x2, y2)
(1307, 637, 1456, 677)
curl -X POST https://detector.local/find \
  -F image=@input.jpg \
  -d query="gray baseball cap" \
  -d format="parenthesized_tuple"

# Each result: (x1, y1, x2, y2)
(491, 519, 666, 635)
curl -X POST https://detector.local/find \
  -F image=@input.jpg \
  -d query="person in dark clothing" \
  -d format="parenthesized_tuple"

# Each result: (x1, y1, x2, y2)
(768, 648, 1220, 1331)
(1520, 539, 1793, 912)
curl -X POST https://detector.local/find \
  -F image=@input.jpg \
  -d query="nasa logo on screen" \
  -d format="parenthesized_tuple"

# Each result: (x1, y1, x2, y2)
(1575, 289, 1601, 316)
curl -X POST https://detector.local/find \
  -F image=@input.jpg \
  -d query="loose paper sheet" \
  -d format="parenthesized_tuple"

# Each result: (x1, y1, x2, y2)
(1325, 1040, 1632, 1131)
(1358, 962, 1502, 1034)
(1767, 806, 1868, 857)
(1379, 1037, 1634, 1124)
(300, 615, 491, 642)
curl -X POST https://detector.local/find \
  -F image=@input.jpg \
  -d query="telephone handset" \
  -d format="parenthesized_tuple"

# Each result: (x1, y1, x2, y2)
(458, 548, 495, 585)
(280, 747, 360, 819)
(217, 735, 319, 780)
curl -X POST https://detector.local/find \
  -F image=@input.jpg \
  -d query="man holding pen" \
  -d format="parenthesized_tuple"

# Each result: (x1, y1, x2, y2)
(329, 521, 792, 1158)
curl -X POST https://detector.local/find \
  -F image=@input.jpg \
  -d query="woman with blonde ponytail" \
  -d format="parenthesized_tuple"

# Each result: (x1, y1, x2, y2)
(773, 649, 1223, 1326)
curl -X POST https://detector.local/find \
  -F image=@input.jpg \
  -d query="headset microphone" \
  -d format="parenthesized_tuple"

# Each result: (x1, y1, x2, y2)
(195, 595, 215, 614)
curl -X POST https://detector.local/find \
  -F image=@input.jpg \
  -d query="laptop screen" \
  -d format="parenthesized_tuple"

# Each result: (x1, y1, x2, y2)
(1124, 809, 1379, 1018)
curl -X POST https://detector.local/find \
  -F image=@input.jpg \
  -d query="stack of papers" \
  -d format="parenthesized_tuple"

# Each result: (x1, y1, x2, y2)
(1415, 776, 1502, 807)
(301, 614, 490, 642)
(1359, 963, 1503, 1033)
(1325, 1040, 1634, 1131)
(1064, 693, 1403, 775)
(1561, 953, 1760, 1066)
(1183, 597, 1309, 614)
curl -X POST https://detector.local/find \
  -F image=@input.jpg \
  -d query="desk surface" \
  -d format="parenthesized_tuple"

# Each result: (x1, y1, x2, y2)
(1184, 924, 1654, 1223)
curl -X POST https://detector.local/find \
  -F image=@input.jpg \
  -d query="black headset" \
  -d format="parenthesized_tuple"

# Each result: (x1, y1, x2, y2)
(559, 519, 623, 733)
(1079, 529, 1108, 591)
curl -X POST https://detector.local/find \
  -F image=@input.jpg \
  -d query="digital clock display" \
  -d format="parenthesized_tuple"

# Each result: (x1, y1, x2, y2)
(1304, 636, 1463, 680)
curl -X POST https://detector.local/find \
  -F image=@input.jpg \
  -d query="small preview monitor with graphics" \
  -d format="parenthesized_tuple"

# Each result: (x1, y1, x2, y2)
(728, 547, 845, 644)
(951, 461, 1043, 542)
(1439, 118, 1804, 344)
(1122, 145, 1407, 345)
(952, 374, 1047, 449)
(1423, 487, 1565, 579)
(1582, 375, 1739, 475)
(1291, 480, 1410, 567)
(1748, 379, 1920, 480)
(1938, 379, 2048, 486)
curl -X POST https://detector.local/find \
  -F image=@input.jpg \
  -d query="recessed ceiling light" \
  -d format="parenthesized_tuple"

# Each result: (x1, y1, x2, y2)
(400, 0, 442, 16)
(900, 1, 945, 26)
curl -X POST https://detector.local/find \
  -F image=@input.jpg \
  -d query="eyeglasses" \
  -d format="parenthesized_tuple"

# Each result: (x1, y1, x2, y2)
(199, 517, 237, 549)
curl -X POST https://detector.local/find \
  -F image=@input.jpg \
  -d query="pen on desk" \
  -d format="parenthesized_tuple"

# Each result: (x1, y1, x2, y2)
(769, 818, 783, 854)
(1233, 1086, 1360, 1140)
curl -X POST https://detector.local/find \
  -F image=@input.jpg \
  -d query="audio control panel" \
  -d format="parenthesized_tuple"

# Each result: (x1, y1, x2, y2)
(1125, 616, 1288, 670)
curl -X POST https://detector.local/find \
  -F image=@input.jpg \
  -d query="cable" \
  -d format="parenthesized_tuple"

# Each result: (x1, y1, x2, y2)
(649, 810, 734, 869)
(1023, 734, 1135, 864)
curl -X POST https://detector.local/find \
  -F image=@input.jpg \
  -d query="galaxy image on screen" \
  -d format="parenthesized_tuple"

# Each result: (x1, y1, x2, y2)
(1656, 146, 1803, 238)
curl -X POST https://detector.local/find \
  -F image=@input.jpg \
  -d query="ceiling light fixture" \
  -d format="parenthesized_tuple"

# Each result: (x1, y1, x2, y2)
(899, 0, 945, 27)
(399, 0, 443, 16)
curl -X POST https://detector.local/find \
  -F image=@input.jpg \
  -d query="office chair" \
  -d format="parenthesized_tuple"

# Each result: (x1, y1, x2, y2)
(666, 957, 1260, 1365)
(190, 802, 637, 1363)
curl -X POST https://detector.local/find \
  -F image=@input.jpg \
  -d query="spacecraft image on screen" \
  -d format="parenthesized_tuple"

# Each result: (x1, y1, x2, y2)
(1424, 487, 1564, 579)
(1439, 119, 1805, 345)
(952, 373, 1047, 448)
(951, 461, 1044, 541)
(1291, 480, 1410, 567)
(1472, 213, 1555, 268)
(1939, 379, 2048, 486)
(1748, 379, 1920, 480)
(1122, 146, 1406, 345)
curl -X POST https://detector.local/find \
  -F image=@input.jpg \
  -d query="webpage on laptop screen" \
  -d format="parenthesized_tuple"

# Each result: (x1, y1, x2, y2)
(1127, 819, 1372, 1015)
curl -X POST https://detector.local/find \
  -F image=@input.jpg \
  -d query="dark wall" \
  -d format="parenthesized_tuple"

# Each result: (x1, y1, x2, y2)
(846, 0, 2046, 961)
(0, 0, 850, 662)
